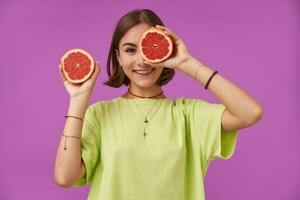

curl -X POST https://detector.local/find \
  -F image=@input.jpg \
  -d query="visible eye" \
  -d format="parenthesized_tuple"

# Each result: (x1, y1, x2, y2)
(125, 48, 136, 54)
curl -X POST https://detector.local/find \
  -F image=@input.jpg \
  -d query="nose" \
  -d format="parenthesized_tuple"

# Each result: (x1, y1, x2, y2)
(137, 51, 147, 68)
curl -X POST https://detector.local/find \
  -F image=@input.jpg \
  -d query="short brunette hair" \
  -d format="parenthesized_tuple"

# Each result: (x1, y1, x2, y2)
(103, 9, 175, 88)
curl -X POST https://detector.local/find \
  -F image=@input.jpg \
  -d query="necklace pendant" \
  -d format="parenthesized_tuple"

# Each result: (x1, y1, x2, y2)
(144, 118, 148, 123)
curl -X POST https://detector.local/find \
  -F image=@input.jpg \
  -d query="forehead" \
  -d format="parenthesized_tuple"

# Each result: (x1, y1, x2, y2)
(119, 23, 152, 47)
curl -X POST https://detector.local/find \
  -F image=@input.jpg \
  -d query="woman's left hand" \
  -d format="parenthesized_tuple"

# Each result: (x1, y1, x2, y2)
(144, 25, 192, 70)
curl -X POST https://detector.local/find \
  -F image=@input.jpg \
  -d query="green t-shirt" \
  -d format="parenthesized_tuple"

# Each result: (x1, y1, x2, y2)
(71, 96, 238, 200)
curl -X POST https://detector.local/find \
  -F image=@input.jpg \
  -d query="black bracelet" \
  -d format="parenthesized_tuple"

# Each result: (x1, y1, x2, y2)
(204, 70, 218, 90)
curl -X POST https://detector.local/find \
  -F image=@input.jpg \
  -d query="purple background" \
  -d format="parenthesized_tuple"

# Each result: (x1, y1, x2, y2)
(0, 0, 299, 199)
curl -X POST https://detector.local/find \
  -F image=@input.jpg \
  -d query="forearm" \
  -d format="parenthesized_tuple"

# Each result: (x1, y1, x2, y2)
(177, 57, 264, 124)
(54, 96, 89, 186)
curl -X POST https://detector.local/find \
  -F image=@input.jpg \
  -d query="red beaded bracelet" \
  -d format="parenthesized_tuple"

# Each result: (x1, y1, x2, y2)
(64, 115, 84, 121)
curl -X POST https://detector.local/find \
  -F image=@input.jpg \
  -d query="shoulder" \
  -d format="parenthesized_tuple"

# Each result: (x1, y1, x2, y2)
(173, 97, 225, 115)
(84, 99, 115, 117)
(173, 97, 206, 107)
(86, 97, 128, 116)
(87, 98, 117, 110)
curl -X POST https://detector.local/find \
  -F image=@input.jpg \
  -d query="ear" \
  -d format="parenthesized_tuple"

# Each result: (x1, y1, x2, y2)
(115, 48, 120, 57)
(115, 49, 122, 65)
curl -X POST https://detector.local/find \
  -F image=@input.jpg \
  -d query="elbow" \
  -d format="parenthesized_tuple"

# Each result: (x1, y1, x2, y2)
(245, 107, 264, 126)
(54, 163, 84, 188)
(54, 172, 73, 188)
(254, 105, 264, 122)
(55, 177, 73, 188)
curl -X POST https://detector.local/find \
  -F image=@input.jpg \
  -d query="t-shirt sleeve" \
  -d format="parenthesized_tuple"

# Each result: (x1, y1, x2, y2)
(186, 98, 238, 162)
(71, 105, 101, 187)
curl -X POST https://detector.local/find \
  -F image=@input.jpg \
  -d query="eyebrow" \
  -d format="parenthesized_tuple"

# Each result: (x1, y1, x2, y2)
(122, 42, 137, 47)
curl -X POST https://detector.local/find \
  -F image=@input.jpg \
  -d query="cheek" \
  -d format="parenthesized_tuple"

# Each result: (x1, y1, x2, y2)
(119, 54, 136, 66)
(120, 57, 135, 75)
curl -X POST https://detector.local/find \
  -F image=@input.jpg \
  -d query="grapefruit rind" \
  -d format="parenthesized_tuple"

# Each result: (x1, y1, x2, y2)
(60, 48, 95, 84)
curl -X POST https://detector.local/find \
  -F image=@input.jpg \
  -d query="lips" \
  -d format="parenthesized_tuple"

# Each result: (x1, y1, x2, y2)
(133, 68, 155, 75)
(132, 68, 154, 72)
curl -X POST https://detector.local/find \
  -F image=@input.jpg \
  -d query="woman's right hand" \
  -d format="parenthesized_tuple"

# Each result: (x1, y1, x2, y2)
(59, 61, 100, 100)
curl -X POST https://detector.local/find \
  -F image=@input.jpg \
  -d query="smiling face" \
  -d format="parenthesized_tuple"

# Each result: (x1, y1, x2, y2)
(116, 23, 164, 93)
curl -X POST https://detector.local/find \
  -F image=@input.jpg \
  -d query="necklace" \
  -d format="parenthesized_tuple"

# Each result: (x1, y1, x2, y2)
(126, 98, 163, 139)
(127, 89, 164, 99)
(125, 89, 165, 139)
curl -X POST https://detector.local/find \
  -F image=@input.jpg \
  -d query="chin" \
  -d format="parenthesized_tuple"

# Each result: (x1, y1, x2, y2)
(130, 79, 159, 89)
(133, 82, 157, 89)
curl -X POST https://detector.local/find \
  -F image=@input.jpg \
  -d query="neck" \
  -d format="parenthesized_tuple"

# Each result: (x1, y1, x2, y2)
(124, 84, 166, 99)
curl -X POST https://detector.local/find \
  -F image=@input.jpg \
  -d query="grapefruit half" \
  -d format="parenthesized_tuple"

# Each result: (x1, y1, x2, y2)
(139, 28, 173, 63)
(60, 48, 95, 84)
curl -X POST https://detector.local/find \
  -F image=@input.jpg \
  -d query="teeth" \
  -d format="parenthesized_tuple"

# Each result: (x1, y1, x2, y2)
(135, 69, 152, 72)
(134, 68, 153, 75)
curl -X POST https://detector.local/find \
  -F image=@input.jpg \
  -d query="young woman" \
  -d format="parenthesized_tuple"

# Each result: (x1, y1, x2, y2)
(55, 9, 263, 200)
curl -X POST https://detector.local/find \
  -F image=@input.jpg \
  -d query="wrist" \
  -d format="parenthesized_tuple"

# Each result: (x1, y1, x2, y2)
(70, 94, 90, 103)
(177, 54, 193, 70)
(177, 56, 206, 77)
(68, 97, 89, 118)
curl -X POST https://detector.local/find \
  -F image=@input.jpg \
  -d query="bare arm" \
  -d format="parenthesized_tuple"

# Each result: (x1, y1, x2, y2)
(177, 57, 264, 131)
(145, 25, 263, 131)
(146, 26, 263, 132)
(54, 96, 88, 187)
(55, 62, 100, 187)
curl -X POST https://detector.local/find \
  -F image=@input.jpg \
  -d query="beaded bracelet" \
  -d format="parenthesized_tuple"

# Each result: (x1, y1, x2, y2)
(64, 115, 84, 122)
(62, 134, 81, 150)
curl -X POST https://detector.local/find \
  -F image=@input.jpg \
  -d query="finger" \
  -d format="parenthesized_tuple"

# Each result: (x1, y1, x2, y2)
(95, 61, 101, 76)
(163, 28, 179, 41)
(155, 25, 175, 37)
(155, 25, 165, 30)
(90, 61, 100, 80)
(156, 25, 180, 42)
(58, 64, 67, 82)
